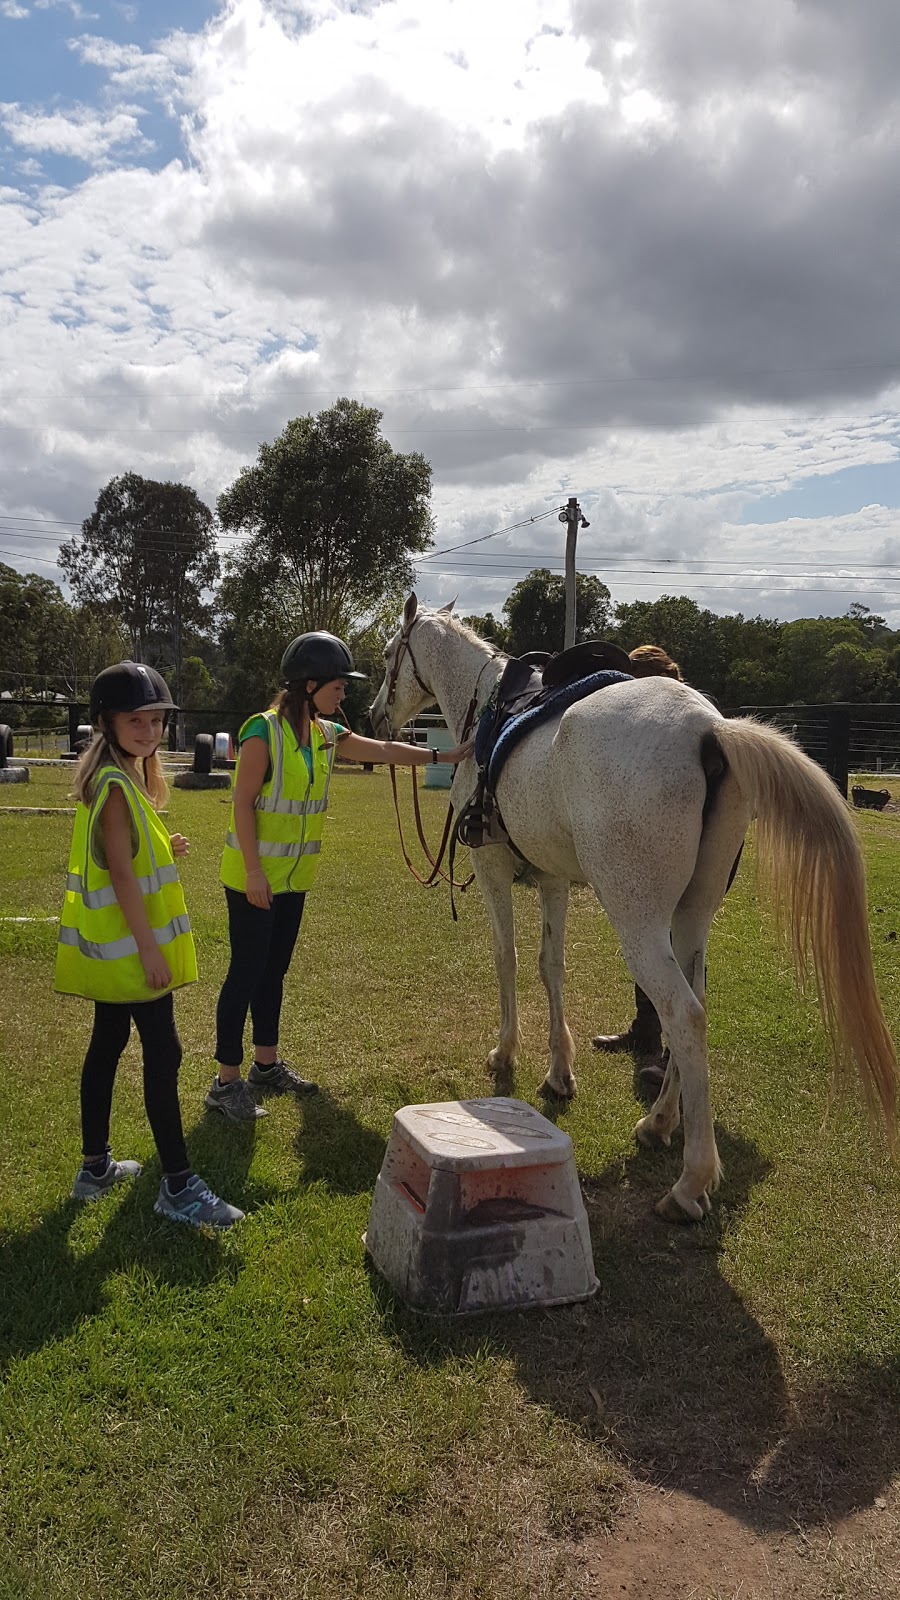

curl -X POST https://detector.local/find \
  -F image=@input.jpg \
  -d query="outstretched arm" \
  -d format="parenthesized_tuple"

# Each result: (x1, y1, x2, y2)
(336, 732, 473, 767)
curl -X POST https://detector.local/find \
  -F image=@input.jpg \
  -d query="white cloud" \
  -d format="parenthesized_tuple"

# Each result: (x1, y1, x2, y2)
(1, 104, 153, 163)
(1, 0, 900, 627)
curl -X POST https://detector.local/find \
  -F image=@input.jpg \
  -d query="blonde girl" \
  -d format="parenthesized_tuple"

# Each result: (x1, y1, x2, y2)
(57, 662, 242, 1229)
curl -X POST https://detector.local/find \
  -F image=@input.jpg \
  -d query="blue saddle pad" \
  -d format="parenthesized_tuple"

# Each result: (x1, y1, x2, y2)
(481, 669, 633, 791)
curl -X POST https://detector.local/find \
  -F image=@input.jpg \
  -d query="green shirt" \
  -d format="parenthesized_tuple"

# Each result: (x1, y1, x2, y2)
(240, 715, 348, 783)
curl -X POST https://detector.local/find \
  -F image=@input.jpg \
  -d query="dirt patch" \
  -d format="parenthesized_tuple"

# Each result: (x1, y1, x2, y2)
(575, 1474, 900, 1599)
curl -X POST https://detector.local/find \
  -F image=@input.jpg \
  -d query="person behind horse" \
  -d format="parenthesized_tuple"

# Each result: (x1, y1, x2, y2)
(592, 645, 684, 1097)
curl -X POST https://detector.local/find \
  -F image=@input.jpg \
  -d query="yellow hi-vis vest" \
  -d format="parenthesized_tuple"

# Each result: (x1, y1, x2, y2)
(55, 765, 197, 1003)
(219, 712, 338, 896)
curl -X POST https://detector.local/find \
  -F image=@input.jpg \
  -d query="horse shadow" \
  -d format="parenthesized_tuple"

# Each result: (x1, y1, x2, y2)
(292, 1089, 387, 1195)
(0, 1110, 264, 1376)
(369, 1124, 900, 1531)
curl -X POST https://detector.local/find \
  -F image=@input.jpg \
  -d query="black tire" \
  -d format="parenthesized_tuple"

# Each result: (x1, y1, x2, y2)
(193, 732, 214, 775)
(0, 724, 12, 767)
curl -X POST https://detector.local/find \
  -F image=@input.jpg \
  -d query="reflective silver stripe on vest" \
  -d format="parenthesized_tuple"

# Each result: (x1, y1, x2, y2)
(269, 714, 285, 796)
(255, 795, 328, 816)
(224, 833, 321, 859)
(66, 863, 179, 909)
(58, 913, 192, 962)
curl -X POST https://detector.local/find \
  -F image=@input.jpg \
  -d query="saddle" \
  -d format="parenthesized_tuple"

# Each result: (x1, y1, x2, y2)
(456, 640, 636, 858)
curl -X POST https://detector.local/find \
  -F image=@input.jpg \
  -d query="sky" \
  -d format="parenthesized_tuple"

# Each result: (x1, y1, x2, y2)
(2, 0, 900, 628)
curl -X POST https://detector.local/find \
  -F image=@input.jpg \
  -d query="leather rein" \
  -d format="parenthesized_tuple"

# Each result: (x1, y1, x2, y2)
(382, 622, 495, 894)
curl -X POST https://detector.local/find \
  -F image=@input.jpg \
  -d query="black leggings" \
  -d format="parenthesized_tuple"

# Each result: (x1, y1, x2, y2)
(215, 888, 306, 1068)
(80, 991, 189, 1176)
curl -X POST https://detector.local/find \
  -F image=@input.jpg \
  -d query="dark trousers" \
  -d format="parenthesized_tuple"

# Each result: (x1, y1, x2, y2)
(215, 888, 306, 1068)
(80, 992, 189, 1175)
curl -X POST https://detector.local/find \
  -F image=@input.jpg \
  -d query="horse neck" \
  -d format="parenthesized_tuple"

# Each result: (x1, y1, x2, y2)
(419, 620, 503, 739)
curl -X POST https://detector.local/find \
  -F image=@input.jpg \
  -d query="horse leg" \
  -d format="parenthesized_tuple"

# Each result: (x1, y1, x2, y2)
(473, 848, 521, 1091)
(622, 934, 719, 1222)
(638, 793, 749, 1213)
(536, 875, 576, 1099)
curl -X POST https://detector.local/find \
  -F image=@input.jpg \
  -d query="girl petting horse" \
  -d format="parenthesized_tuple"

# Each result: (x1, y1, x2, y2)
(371, 595, 898, 1223)
(208, 630, 472, 1120)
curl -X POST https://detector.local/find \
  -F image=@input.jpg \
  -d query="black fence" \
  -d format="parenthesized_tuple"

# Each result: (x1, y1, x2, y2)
(4, 695, 900, 798)
(731, 703, 900, 797)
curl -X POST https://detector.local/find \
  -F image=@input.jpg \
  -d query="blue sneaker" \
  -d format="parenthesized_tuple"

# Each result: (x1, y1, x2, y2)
(71, 1158, 142, 1201)
(154, 1174, 245, 1230)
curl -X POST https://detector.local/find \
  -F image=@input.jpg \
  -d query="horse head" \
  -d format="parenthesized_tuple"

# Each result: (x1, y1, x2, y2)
(369, 593, 455, 736)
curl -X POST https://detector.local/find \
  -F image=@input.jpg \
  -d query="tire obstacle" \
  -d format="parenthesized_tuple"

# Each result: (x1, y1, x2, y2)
(0, 724, 29, 784)
(173, 732, 231, 790)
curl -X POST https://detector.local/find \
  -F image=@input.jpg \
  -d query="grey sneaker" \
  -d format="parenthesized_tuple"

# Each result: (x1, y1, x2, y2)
(205, 1075, 267, 1121)
(71, 1157, 142, 1201)
(154, 1175, 245, 1230)
(248, 1059, 319, 1097)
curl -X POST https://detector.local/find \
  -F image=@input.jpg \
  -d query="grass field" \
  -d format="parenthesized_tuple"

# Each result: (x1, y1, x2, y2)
(1, 762, 900, 1598)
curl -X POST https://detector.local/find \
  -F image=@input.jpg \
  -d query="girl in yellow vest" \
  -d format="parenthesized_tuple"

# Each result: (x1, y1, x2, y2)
(211, 632, 472, 1120)
(57, 662, 243, 1229)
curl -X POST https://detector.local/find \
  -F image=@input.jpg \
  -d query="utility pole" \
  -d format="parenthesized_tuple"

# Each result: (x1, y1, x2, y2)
(558, 496, 590, 649)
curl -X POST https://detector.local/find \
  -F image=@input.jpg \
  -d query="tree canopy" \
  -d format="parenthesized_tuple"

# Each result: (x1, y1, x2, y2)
(0, 562, 129, 711)
(217, 399, 434, 648)
(501, 569, 613, 656)
(59, 472, 218, 696)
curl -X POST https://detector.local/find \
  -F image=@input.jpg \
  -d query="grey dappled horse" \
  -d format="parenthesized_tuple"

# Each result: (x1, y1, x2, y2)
(370, 595, 898, 1222)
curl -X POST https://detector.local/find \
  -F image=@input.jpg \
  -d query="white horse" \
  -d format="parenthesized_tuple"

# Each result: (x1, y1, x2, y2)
(370, 594, 898, 1222)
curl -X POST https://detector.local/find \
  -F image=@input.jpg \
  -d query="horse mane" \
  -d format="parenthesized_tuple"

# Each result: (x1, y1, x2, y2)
(421, 608, 500, 657)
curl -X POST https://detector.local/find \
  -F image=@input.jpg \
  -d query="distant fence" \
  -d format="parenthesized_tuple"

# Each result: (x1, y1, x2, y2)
(4, 695, 899, 798)
(731, 703, 900, 797)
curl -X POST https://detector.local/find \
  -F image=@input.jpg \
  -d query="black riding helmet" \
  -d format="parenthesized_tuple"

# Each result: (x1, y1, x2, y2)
(280, 632, 366, 684)
(89, 661, 177, 724)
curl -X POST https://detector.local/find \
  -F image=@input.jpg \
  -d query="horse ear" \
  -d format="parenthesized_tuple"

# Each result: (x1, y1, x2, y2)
(438, 596, 457, 614)
(403, 592, 418, 629)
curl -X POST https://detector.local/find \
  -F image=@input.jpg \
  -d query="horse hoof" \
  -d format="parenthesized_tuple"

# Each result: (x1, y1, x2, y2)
(634, 1116, 670, 1149)
(539, 1075, 575, 1102)
(655, 1190, 705, 1225)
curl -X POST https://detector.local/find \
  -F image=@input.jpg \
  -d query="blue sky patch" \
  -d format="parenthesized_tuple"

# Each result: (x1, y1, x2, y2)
(1, 1, 220, 185)
(741, 459, 900, 525)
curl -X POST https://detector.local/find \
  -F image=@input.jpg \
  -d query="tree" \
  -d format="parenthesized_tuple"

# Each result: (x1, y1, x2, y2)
(502, 569, 612, 656)
(776, 617, 865, 702)
(611, 595, 731, 697)
(0, 563, 72, 695)
(59, 472, 219, 698)
(461, 611, 509, 649)
(217, 399, 434, 644)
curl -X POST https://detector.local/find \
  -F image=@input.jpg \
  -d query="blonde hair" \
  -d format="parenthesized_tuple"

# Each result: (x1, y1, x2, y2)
(628, 644, 684, 681)
(73, 720, 169, 809)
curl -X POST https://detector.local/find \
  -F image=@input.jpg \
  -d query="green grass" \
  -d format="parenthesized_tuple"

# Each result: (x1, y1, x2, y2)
(2, 765, 900, 1596)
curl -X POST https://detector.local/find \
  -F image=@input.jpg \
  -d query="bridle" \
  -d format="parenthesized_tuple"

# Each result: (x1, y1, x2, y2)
(380, 618, 434, 733)
(381, 616, 498, 898)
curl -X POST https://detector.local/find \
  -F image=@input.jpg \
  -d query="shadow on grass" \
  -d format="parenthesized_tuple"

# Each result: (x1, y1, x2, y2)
(370, 1124, 900, 1533)
(293, 1089, 387, 1194)
(0, 1110, 266, 1375)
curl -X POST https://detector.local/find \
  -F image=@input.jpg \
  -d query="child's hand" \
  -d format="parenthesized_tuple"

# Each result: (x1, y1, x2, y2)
(140, 946, 173, 990)
(169, 833, 190, 857)
(245, 868, 273, 909)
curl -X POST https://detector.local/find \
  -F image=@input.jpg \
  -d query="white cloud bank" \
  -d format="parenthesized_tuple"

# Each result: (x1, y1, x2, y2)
(1, 0, 899, 623)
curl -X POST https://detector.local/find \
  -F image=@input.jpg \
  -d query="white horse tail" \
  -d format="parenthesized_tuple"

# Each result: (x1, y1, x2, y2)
(715, 717, 898, 1148)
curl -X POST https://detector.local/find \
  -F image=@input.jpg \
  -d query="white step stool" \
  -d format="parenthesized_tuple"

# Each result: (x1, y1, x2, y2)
(364, 1097, 598, 1314)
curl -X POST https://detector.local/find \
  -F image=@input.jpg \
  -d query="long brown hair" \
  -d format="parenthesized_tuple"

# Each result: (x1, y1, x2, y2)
(269, 684, 337, 748)
(72, 719, 168, 809)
